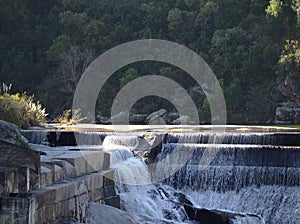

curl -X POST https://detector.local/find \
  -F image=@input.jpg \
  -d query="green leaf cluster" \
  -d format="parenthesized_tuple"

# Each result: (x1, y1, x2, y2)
(0, 0, 299, 123)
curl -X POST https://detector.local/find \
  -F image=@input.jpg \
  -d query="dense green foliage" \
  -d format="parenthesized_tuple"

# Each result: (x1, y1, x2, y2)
(0, 0, 299, 123)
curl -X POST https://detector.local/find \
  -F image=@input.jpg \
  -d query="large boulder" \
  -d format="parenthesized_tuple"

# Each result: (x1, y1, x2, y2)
(275, 102, 300, 124)
(85, 203, 137, 224)
(0, 120, 28, 144)
(129, 114, 147, 124)
(164, 112, 180, 124)
(103, 133, 167, 163)
(145, 109, 167, 124)
(175, 192, 263, 224)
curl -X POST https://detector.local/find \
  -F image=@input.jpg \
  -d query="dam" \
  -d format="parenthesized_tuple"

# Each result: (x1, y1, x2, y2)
(1, 124, 300, 223)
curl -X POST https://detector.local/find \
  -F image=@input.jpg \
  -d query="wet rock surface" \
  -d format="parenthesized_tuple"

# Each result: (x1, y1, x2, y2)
(86, 203, 137, 224)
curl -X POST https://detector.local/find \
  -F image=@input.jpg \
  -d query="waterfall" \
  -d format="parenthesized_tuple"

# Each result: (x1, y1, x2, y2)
(156, 143, 300, 191)
(103, 135, 266, 224)
(167, 132, 300, 146)
(185, 186, 299, 224)
(107, 149, 192, 224)
(21, 130, 49, 145)
(153, 132, 300, 223)
(24, 129, 298, 223)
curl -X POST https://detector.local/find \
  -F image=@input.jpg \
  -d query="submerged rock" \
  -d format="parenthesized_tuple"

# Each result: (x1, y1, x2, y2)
(85, 203, 137, 224)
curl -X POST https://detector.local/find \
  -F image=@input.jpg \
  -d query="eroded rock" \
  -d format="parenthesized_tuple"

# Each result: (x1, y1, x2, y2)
(145, 109, 167, 123)
(85, 203, 137, 224)
(0, 120, 28, 144)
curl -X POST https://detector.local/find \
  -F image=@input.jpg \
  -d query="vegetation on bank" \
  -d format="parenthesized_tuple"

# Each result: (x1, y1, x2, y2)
(0, 84, 47, 128)
(0, 0, 299, 123)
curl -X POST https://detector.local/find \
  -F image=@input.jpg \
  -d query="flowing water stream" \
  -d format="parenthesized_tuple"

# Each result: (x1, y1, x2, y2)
(23, 129, 300, 223)
(103, 132, 299, 224)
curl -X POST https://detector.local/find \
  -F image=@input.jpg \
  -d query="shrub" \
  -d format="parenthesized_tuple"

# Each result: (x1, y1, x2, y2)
(0, 93, 48, 128)
(56, 108, 85, 125)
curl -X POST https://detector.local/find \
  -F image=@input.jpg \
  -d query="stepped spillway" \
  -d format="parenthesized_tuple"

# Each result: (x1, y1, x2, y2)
(18, 126, 300, 223)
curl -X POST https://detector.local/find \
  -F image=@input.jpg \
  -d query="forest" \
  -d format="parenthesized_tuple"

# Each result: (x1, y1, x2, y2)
(0, 0, 299, 124)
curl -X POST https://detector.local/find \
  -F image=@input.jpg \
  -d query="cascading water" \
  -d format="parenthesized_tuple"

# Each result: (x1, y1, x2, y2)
(154, 132, 300, 224)
(103, 135, 267, 224)
(156, 143, 300, 191)
(20, 127, 300, 223)
(107, 149, 193, 224)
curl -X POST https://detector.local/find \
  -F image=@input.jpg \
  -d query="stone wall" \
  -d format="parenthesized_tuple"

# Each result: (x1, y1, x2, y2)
(0, 170, 119, 224)
(0, 139, 40, 171)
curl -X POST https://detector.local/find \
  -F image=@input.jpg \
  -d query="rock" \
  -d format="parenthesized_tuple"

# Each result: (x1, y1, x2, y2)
(175, 192, 263, 224)
(171, 115, 191, 125)
(164, 112, 180, 124)
(275, 102, 300, 124)
(85, 203, 137, 224)
(148, 115, 166, 125)
(184, 205, 228, 224)
(145, 109, 167, 123)
(129, 114, 147, 124)
(0, 120, 28, 145)
(175, 192, 227, 224)
(134, 133, 167, 163)
(278, 73, 300, 107)
(103, 135, 140, 151)
(189, 86, 206, 96)
(183, 204, 263, 224)
(174, 192, 193, 206)
(146, 134, 167, 164)
(96, 114, 111, 124)
(102, 133, 167, 163)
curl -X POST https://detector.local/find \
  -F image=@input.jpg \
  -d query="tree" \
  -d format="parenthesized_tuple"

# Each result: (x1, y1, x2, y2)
(58, 46, 94, 96)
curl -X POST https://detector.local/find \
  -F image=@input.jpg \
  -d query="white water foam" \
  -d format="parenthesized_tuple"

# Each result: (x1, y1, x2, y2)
(108, 149, 193, 224)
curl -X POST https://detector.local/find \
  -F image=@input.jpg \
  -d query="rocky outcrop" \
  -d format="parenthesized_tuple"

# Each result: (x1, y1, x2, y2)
(0, 120, 28, 144)
(95, 109, 196, 125)
(276, 73, 300, 124)
(129, 114, 147, 124)
(145, 109, 167, 124)
(86, 203, 137, 224)
(175, 192, 262, 224)
(278, 73, 300, 107)
(275, 102, 300, 124)
(102, 133, 167, 163)
(171, 115, 191, 125)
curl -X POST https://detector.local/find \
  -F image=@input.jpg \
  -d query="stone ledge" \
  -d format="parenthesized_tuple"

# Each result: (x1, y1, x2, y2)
(0, 169, 118, 224)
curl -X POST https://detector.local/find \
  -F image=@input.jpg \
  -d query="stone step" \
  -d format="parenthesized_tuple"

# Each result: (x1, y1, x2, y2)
(40, 151, 110, 188)
(21, 130, 109, 146)
(0, 169, 119, 224)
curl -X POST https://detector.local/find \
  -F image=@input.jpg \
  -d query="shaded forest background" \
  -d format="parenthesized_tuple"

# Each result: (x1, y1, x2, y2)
(0, 0, 299, 124)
